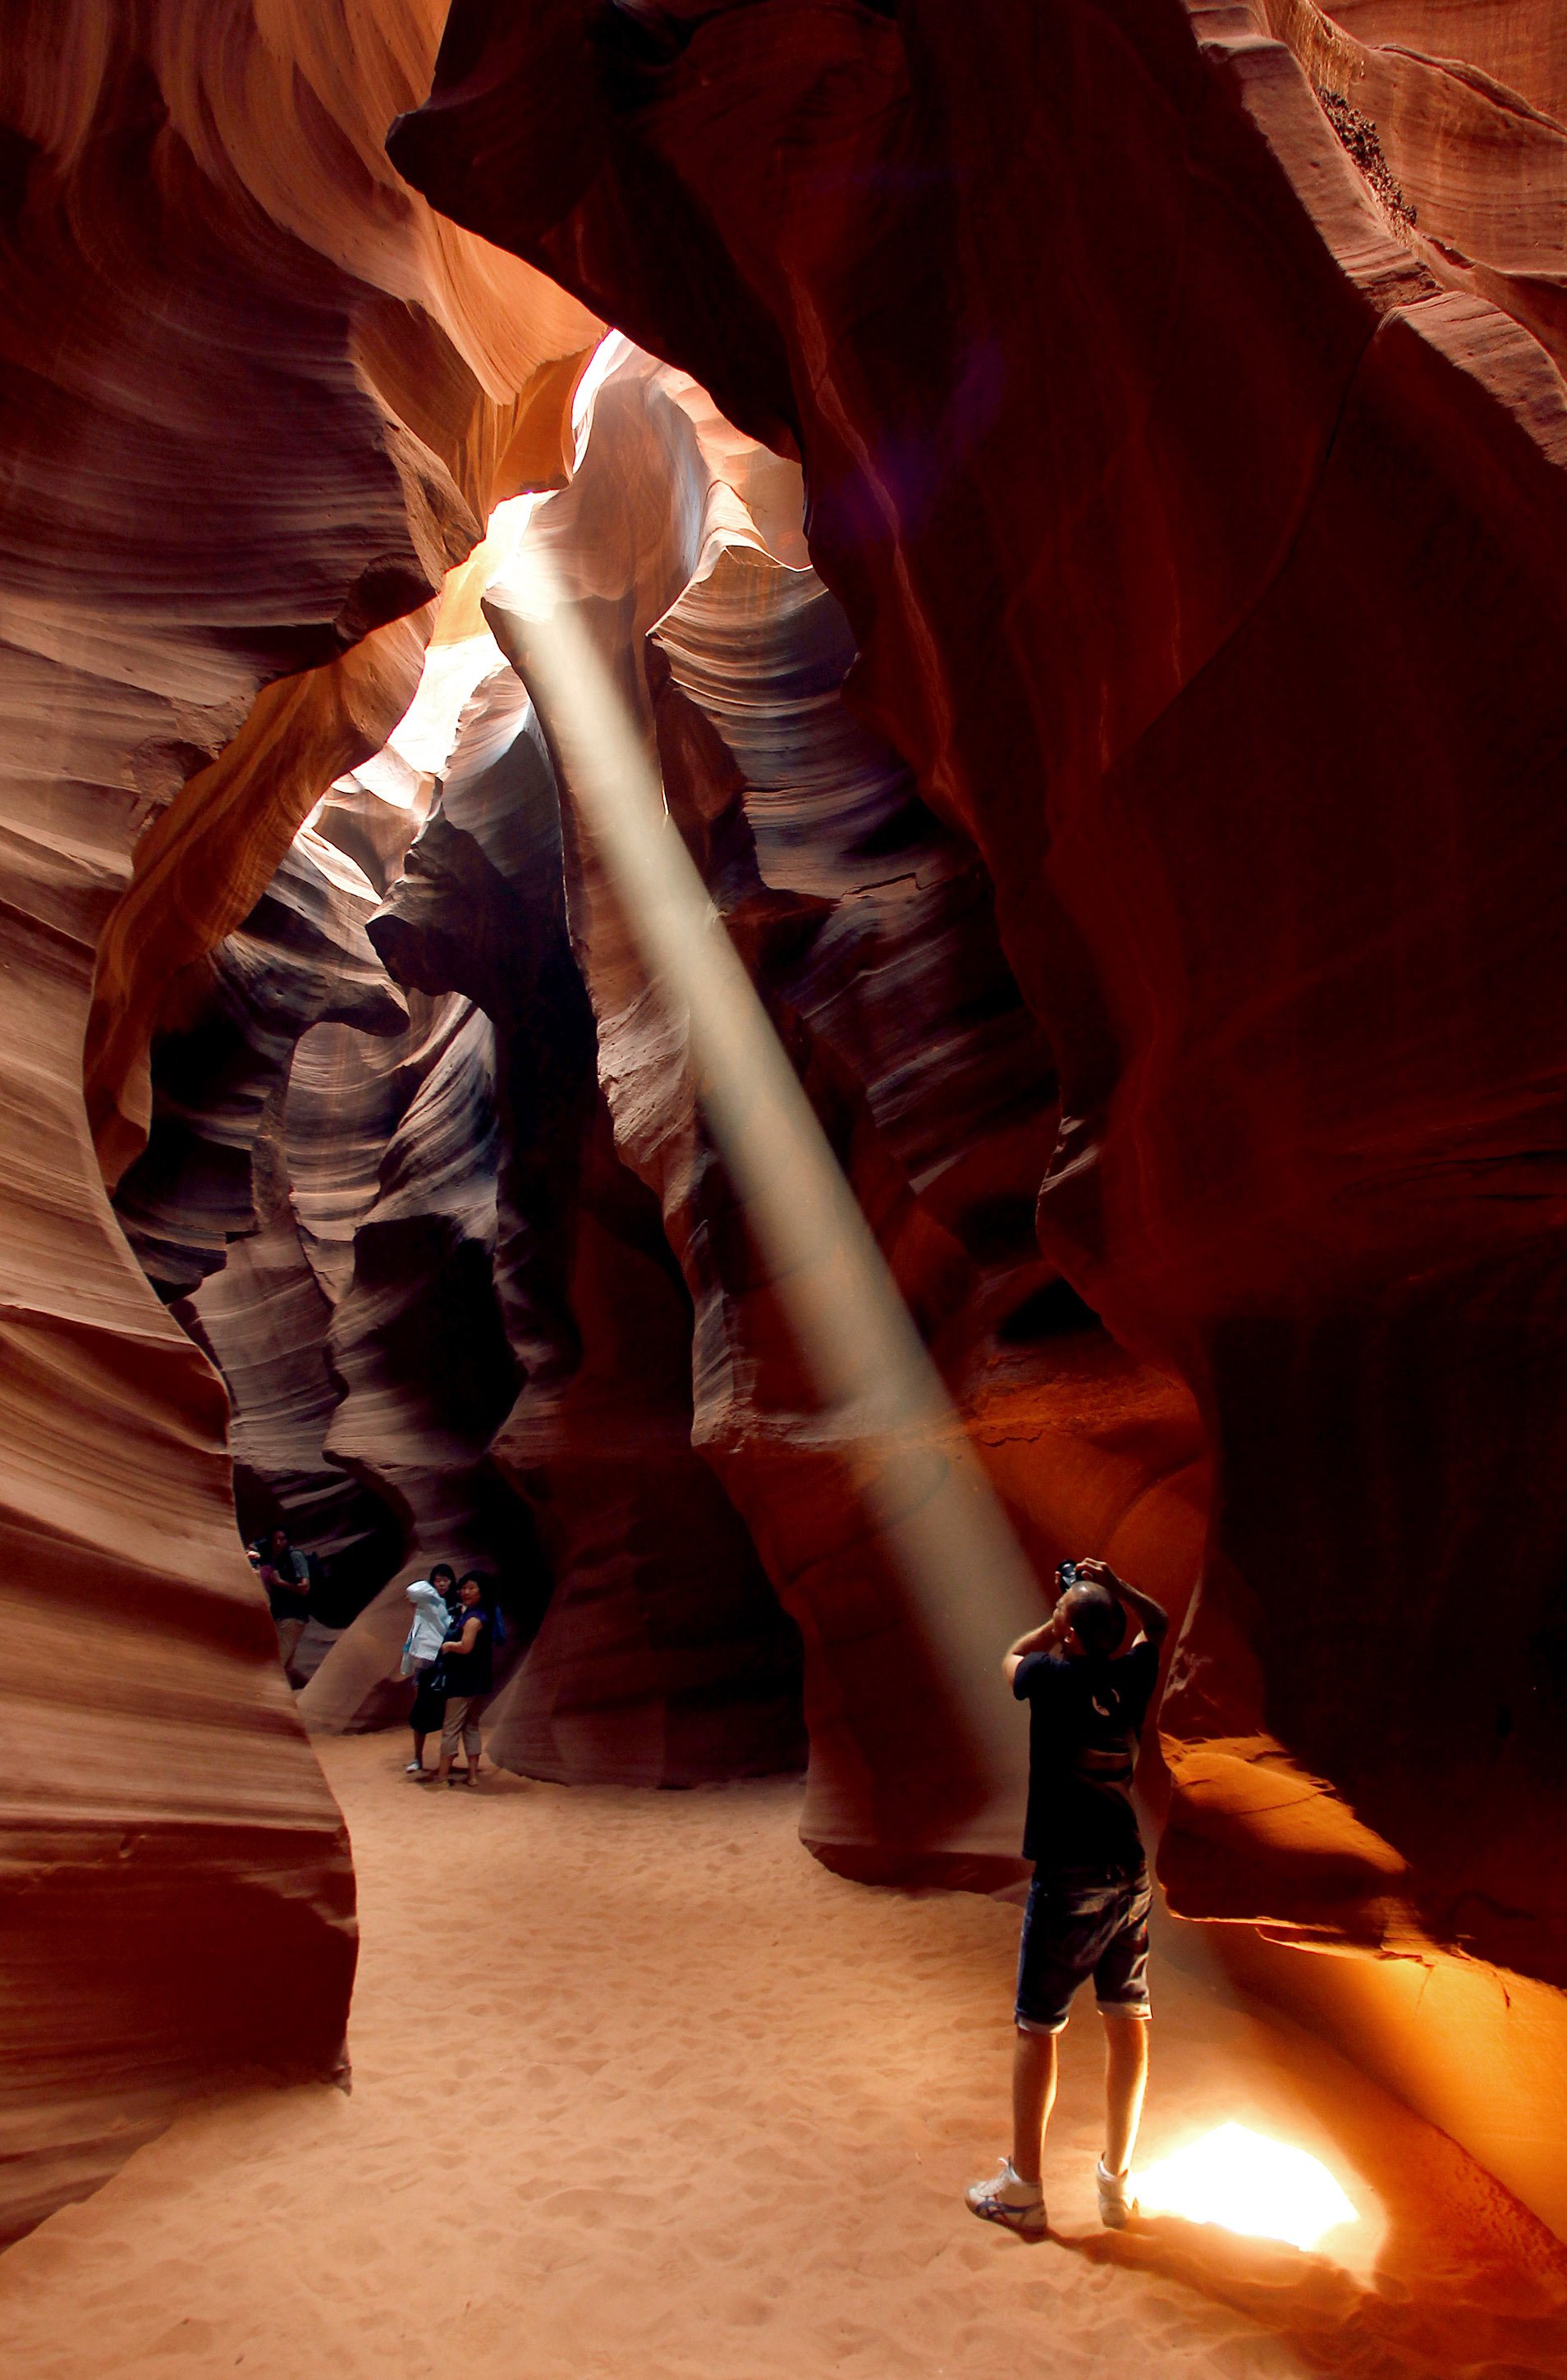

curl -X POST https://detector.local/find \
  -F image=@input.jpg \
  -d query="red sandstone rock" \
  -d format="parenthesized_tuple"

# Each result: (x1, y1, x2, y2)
(277, 846, 558, 1671)
(1323, 0, 1567, 125)
(2, 0, 1564, 2257)
(303, 647, 806, 1775)
(1267, 1, 1567, 374)
(309, 998, 521, 1554)
(291, 686, 579, 1743)
(487, 1099, 809, 1789)
(182, 1113, 403, 1618)
(114, 828, 407, 1298)
(0, 0, 593, 2244)
(393, 0, 1567, 2224)
(483, 346, 1206, 1879)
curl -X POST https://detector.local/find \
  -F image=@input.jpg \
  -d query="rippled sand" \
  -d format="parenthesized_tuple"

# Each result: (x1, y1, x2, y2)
(4, 1735, 1565, 2379)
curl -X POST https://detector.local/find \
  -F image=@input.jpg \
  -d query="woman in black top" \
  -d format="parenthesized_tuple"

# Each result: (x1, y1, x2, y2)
(428, 1573, 493, 1788)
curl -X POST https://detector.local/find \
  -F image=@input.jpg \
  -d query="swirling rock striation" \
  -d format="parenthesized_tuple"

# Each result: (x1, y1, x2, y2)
(305, 648, 807, 1778)
(114, 828, 407, 1298)
(483, 346, 1206, 1877)
(395, 0, 1567, 2227)
(485, 1092, 811, 1792)
(289, 986, 552, 1737)
(181, 1109, 405, 1625)
(2, 0, 1563, 2254)
(0, 0, 593, 2244)
(302, 999, 521, 1554)
(294, 684, 578, 1736)
(1267, 0, 1567, 372)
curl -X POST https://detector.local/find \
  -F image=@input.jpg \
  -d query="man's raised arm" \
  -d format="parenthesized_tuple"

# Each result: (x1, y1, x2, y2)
(1002, 1613, 1065, 1688)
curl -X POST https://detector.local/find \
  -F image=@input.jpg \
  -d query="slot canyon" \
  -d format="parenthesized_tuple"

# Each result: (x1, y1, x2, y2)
(2, 2, 1566, 2373)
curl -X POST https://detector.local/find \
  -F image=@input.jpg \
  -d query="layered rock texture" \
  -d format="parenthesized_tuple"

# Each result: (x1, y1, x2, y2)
(387, 0, 1567, 2228)
(299, 638, 811, 1780)
(0, 2, 596, 2245)
(4, 0, 1567, 2254)
(477, 346, 1205, 1873)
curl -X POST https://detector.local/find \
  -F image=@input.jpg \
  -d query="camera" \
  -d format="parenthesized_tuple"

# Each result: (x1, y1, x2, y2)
(1056, 1558, 1079, 1590)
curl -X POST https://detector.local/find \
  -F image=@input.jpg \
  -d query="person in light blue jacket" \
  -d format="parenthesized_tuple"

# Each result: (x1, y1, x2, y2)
(401, 1563, 456, 1775)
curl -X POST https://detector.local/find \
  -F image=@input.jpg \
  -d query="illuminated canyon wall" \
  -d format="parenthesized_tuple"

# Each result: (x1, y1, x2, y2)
(289, 342, 1200, 1849)
(298, 634, 813, 1779)
(471, 346, 1206, 1871)
(386, 0, 1567, 2228)
(0, 0, 598, 2243)
(2, 0, 1565, 2250)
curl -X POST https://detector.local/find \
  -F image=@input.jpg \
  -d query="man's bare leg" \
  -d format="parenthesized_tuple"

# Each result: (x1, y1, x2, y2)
(1102, 2012, 1149, 2176)
(1010, 2026, 1059, 2188)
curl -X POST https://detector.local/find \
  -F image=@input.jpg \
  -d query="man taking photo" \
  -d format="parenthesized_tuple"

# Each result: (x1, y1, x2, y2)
(966, 1555, 1168, 2239)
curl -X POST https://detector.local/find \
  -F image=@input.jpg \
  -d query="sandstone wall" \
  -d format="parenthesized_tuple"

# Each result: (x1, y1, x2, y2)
(5, 0, 1565, 2250)
(300, 640, 809, 1778)
(391, 0, 1567, 2231)
(0, 1, 594, 2243)
(481, 347, 1207, 1881)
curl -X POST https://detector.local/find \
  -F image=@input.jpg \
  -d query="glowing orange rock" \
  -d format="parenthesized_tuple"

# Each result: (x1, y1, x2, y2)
(396, 0, 1567, 2227)
(0, 0, 593, 2244)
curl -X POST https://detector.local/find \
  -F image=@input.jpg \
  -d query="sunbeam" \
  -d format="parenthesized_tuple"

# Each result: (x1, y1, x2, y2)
(483, 528, 1043, 1817)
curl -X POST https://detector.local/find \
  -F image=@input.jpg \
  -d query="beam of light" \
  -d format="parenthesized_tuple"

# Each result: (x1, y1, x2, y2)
(314, 629, 509, 840)
(1136, 2124, 1359, 2251)
(366, 634, 507, 786)
(483, 544, 1042, 1818)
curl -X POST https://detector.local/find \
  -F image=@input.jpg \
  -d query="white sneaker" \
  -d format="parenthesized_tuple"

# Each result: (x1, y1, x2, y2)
(965, 2157, 1047, 2237)
(1096, 2159, 1137, 2228)
(405, 1760, 424, 1775)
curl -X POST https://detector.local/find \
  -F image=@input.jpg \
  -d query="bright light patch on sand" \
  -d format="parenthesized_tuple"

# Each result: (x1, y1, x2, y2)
(1137, 2124, 1359, 2251)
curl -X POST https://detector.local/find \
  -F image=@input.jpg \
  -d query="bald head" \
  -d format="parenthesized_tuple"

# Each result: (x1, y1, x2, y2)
(1061, 1581, 1125, 1658)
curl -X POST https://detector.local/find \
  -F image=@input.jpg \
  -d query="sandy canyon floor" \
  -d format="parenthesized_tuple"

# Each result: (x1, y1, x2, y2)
(4, 1737, 1566, 2380)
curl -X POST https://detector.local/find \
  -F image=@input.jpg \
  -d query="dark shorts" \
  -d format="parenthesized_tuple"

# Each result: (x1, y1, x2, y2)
(1015, 1865, 1152, 2034)
(409, 1673, 447, 1734)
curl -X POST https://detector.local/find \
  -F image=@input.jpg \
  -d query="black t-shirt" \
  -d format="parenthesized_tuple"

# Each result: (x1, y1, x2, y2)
(254, 1543, 310, 1621)
(442, 1611, 492, 1697)
(1014, 1638, 1159, 1875)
